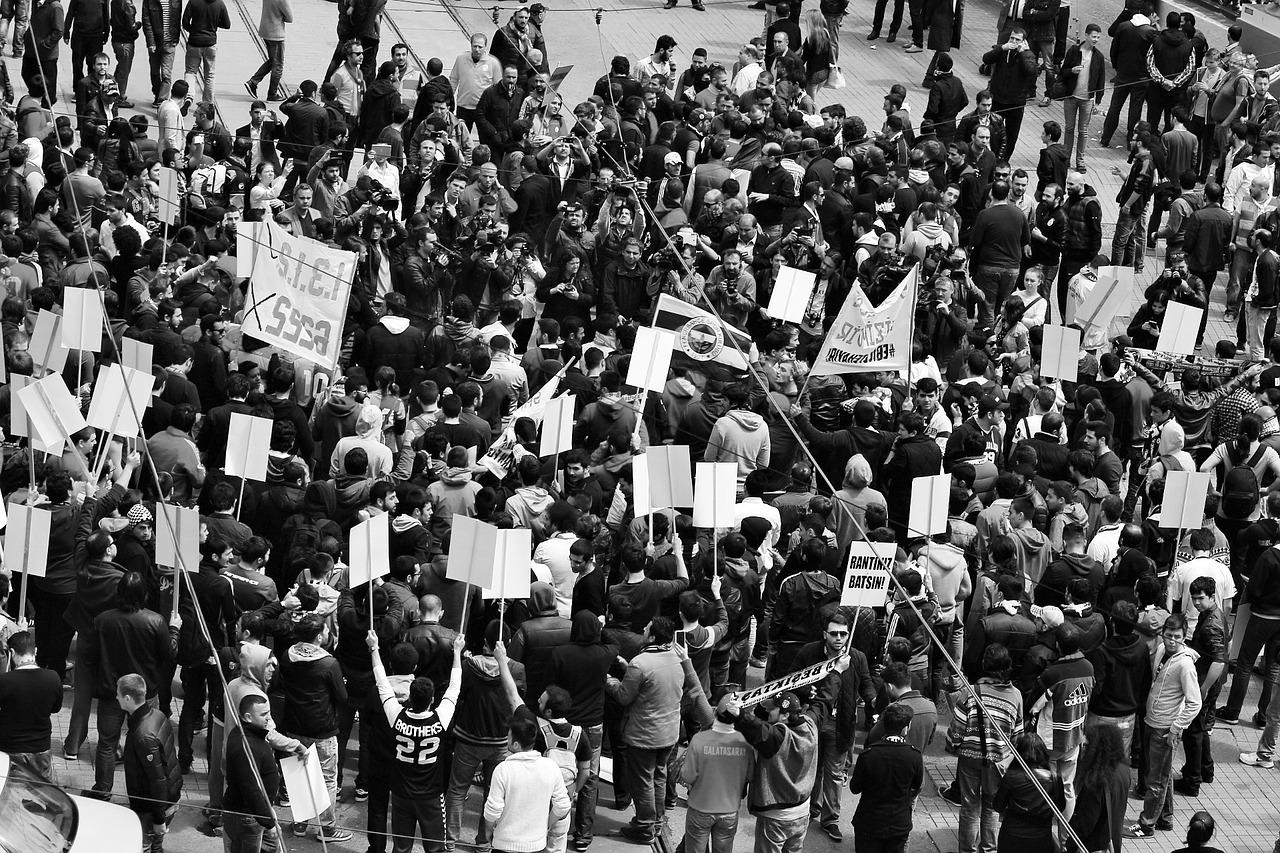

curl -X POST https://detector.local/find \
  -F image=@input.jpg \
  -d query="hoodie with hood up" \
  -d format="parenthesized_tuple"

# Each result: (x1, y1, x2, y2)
(922, 542, 971, 626)
(226, 644, 302, 752)
(576, 393, 639, 453)
(455, 652, 527, 747)
(391, 512, 434, 564)
(706, 408, 771, 491)
(1036, 552, 1104, 607)
(508, 582, 573, 707)
(312, 392, 363, 470)
(661, 376, 701, 440)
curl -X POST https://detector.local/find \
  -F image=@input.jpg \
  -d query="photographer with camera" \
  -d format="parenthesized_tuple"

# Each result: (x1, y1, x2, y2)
(767, 181, 827, 272)
(645, 233, 705, 306)
(706, 249, 757, 329)
(537, 251, 596, 324)
(534, 135, 591, 208)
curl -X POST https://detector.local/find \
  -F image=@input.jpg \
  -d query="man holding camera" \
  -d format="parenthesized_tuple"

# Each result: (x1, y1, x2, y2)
(706, 249, 758, 329)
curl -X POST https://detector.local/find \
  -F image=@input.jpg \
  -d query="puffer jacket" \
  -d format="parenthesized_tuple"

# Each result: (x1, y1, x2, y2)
(1062, 185, 1103, 259)
(508, 582, 573, 705)
(607, 643, 687, 749)
(123, 704, 182, 823)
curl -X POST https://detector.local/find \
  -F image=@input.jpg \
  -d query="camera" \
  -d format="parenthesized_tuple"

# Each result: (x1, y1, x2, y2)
(366, 179, 400, 212)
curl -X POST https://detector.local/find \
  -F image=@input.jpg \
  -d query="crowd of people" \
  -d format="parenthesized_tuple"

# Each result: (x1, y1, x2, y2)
(0, 0, 1279, 852)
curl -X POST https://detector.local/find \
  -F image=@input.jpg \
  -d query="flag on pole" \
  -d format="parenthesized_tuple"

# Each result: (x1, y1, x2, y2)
(650, 294, 753, 378)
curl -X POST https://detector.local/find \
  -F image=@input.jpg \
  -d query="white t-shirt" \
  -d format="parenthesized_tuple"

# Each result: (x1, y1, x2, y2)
(1168, 556, 1237, 632)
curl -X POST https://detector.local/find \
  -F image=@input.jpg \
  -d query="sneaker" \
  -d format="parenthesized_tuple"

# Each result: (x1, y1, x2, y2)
(905, 44, 923, 52)
(940, 782, 961, 805)
(116, 98, 133, 108)
(1240, 752, 1275, 769)
(63, 745, 78, 761)
(1038, 97, 1051, 107)
(1125, 824, 1156, 839)
(152, 99, 164, 108)
(692, 2, 706, 9)
(277, 791, 291, 808)
(618, 825, 654, 844)
(822, 825, 843, 842)
(245, 80, 258, 98)
(749, 656, 766, 668)
(291, 824, 307, 838)
(1217, 707, 1240, 725)
(354, 787, 369, 802)
(319, 828, 354, 843)
(572, 837, 592, 851)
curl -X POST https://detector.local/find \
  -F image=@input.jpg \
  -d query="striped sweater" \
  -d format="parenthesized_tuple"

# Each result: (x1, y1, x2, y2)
(949, 678, 1024, 766)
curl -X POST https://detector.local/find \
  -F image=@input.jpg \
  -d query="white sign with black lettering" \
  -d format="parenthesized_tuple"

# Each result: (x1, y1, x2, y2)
(840, 541, 895, 608)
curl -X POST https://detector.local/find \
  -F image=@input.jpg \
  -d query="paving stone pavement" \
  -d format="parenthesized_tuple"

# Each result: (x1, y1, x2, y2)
(7, 0, 1272, 849)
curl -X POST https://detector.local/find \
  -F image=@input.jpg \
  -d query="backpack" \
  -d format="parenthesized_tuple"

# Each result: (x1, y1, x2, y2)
(285, 519, 325, 570)
(539, 718, 582, 791)
(1222, 445, 1267, 520)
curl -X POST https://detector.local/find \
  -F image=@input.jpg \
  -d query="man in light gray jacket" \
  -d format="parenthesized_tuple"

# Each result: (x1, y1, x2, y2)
(605, 616, 691, 844)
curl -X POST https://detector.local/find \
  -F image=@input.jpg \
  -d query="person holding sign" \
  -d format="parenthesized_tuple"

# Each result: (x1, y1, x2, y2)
(719, 652, 849, 853)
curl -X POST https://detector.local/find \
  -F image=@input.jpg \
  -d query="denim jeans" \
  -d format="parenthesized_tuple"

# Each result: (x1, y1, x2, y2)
(853, 833, 908, 853)
(64, 643, 95, 755)
(1111, 205, 1148, 271)
(1247, 304, 1277, 362)
(1180, 685, 1220, 785)
(1084, 711, 1135, 756)
(150, 44, 175, 100)
(753, 814, 808, 853)
(70, 33, 104, 86)
(1100, 78, 1148, 146)
(685, 808, 740, 853)
(574, 723, 604, 842)
(112, 40, 134, 98)
(625, 744, 674, 833)
(1, 0, 30, 52)
(1063, 97, 1095, 166)
(249, 39, 285, 99)
(30, 587, 73, 681)
(1050, 744, 1080, 821)
(1228, 246, 1256, 317)
(811, 731, 851, 827)
(1223, 613, 1280, 719)
(94, 694, 158, 793)
(929, 621, 958, 701)
(206, 718, 226, 816)
(971, 265, 1020, 327)
(222, 811, 267, 853)
(957, 755, 1002, 853)
(290, 735, 337, 830)
(1138, 726, 1175, 827)
(1256, 671, 1280, 760)
(185, 43, 217, 101)
(445, 739, 506, 848)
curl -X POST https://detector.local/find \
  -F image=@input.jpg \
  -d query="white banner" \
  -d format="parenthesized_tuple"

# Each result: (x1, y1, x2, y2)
(478, 366, 569, 478)
(733, 658, 840, 707)
(238, 221, 356, 370)
(810, 267, 916, 376)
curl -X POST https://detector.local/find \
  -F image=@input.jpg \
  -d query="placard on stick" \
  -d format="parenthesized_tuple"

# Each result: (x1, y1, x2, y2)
(281, 744, 331, 822)
(87, 364, 153, 438)
(483, 528, 533, 600)
(4, 503, 52, 578)
(1155, 302, 1203, 356)
(349, 514, 391, 588)
(226, 413, 274, 481)
(908, 473, 951, 537)
(155, 503, 200, 572)
(61, 288, 105, 352)
(1040, 325, 1081, 383)
(539, 395, 575, 457)
(16, 373, 88, 454)
(840, 541, 896, 608)
(626, 327, 677, 394)
(156, 166, 182, 225)
(633, 451, 651, 516)
(122, 338, 154, 376)
(647, 445, 695, 509)
(693, 462, 737, 528)
(29, 310, 69, 374)
(1159, 470, 1211, 530)
(447, 516, 498, 590)
(767, 266, 817, 324)
(1075, 267, 1133, 333)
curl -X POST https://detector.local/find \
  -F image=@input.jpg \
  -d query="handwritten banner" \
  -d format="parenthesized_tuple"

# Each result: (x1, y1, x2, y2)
(733, 657, 840, 707)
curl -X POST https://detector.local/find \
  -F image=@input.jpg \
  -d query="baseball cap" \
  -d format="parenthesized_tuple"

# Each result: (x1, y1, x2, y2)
(977, 395, 1010, 417)
(688, 107, 709, 123)
(663, 151, 682, 166)
(1111, 334, 1134, 349)
(834, 156, 855, 171)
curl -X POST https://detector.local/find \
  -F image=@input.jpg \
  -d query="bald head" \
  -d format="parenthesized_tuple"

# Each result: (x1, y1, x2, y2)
(419, 594, 444, 620)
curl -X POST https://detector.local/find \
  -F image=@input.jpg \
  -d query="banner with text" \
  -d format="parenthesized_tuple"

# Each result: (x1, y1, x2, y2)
(238, 221, 356, 370)
(810, 267, 916, 376)
(733, 658, 840, 707)
(840, 541, 896, 608)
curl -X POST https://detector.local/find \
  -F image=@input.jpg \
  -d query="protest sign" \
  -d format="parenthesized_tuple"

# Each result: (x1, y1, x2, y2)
(226, 413, 274, 482)
(349, 514, 391, 588)
(1076, 266, 1132, 333)
(1128, 347, 1242, 379)
(909, 473, 951, 537)
(1156, 302, 1203, 356)
(733, 658, 841, 707)
(447, 516, 499, 590)
(693, 462, 737, 528)
(633, 450, 651, 516)
(29, 310, 69, 374)
(86, 363, 153, 438)
(61, 288, 105, 352)
(484, 529, 534, 600)
(1159, 470, 1212, 530)
(840, 541, 896, 608)
(480, 364, 568, 478)
(347, 149, 366, 184)
(281, 745, 331, 823)
(626, 326, 677, 394)
(810, 268, 916, 376)
(1041, 325, 1081, 383)
(122, 338, 154, 376)
(237, 220, 356, 370)
(548, 65, 573, 94)
(4, 503, 51, 578)
(155, 503, 200, 572)
(16, 373, 87, 453)
(156, 167, 181, 225)
(647, 445, 695, 510)
(538, 394, 575, 457)
(767, 266, 817, 324)
(8, 374, 32, 440)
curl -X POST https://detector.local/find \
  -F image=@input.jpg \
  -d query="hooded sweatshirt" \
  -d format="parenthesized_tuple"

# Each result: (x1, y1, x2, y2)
(707, 409, 771, 491)
(661, 376, 700, 440)
(506, 484, 554, 530)
(454, 652, 527, 747)
(923, 542, 971, 626)
(427, 466, 481, 541)
(312, 393, 363, 471)
(1011, 526, 1052, 586)
(279, 641, 347, 739)
(225, 644, 302, 752)
(509, 582, 573, 707)
(545, 613, 616, 726)
(1086, 632, 1152, 717)
(1036, 553, 1104, 607)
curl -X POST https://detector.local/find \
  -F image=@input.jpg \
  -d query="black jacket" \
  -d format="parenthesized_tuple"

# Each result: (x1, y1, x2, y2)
(82, 606, 178, 699)
(1086, 632, 1152, 716)
(921, 74, 969, 139)
(223, 722, 281, 827)
(849, 738, 924, 838)
(280, 643, 348, 739)
(883, 434, 945, 527)
(509, 599, 573, 706)
(123, 704, 182, 823)
(981, 45, 1037, 104)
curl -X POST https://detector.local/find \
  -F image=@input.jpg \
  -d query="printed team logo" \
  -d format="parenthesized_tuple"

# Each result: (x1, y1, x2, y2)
(678, 316, 725, 362)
